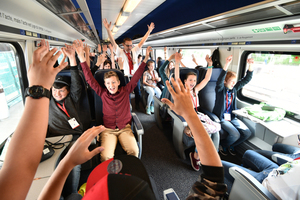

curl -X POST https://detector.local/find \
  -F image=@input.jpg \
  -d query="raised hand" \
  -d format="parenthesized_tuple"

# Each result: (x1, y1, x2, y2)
(102, 18, 111, 30)
(205, 54, 213, 66)
(226, 55, 233, 64)
(175, 52, 182, 63)
(164, 47, 167, 52)
(83, 43, 90, 53)
(39, 39, 49, 61)
(144, 46, 152, 62)
(96, 53, 106, 67)
(102, 44, 108, 52)
(147, 22, 155, 32)
(162, 78, 193, 117)
(28, 46, 68, 90)
(247, 58, 254, 71)
(64, 125, 105, 167)
(74, 40, 85, 63)
(62, 44, 76, 66)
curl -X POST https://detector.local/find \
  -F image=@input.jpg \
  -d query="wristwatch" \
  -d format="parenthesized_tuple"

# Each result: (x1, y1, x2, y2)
(25, 85, 51, 99)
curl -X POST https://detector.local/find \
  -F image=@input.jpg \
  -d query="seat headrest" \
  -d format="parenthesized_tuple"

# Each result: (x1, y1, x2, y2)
(94, 69, 126, 88)
(170, 68, 199, 83)
(211, 68, 223, 82)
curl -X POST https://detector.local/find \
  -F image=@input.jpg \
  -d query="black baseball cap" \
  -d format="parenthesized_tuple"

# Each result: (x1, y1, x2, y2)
(54, 76, 71, 86)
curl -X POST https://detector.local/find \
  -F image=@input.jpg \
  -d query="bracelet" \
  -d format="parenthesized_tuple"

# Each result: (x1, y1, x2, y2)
(208, 66, 213, 69)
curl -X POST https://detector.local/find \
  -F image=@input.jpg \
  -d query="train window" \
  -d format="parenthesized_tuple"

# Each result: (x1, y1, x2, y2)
(242, 52, 300, 118)
(156, 49, 165, 60)
(0, 43, 24, 146)
(181, 49, 211, 68)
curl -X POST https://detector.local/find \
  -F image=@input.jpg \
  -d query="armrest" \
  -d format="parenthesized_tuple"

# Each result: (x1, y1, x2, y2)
(229, 167, 277, 200)
(132, 112, 144, 136)
(198, 108, 220, 123)
(167, 109, 188, 126)
(271, 153, 293, 165)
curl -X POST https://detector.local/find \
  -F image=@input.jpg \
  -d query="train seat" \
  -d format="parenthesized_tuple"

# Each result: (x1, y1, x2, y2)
(93, 69, 144, 159)
(229, 167, 277, 200)
(198, 68, 229, 140)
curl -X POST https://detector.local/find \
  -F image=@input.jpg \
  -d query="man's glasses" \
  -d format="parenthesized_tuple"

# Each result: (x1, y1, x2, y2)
(125, 44, 133, 47)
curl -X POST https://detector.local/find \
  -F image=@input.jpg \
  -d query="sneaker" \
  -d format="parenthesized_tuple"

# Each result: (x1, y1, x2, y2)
(219, 146, 228, 156)
(228, 147, 236, 156)
(146, 106, 151, 115)
(189, 152, 200, 171)
(150, 105, 154, 113)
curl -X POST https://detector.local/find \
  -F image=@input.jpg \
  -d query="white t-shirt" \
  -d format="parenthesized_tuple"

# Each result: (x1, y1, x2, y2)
(115, 45, 141, 76)
(262, 159, 300, 200)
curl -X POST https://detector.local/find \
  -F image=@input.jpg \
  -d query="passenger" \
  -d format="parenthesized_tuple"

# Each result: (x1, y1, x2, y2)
(255, 143, 300, 165)
(143, 60, 162, 115)
(103, 18, 155, 110)
(137, 54, 143, 66)
(0, 39, 68, 200)
(213, 55, 254, 156)
(162, 78, 227, 199)
(222, 149, 300, 199)
(40, 77, 227, 200)
(174, 52, 220, 171)
(76, 39, 152, 162)
(159, 52, 175, 99)
(48, 42, 84, 198)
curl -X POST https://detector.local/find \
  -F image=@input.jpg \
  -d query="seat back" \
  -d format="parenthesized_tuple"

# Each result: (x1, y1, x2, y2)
(198, 68, 222, 112)
(57, 70, 92, 132)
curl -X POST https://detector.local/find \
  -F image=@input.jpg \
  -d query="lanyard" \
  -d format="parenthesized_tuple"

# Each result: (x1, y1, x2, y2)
(190, 91, 198, 111)
(124, 50, 133, 75)
(226, 91, 234, 113)
(151, 70, 156, 83)
(56, 101, 70, 118)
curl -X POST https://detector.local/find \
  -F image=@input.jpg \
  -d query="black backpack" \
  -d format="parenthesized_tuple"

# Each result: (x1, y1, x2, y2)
(211, 48, 222, 69)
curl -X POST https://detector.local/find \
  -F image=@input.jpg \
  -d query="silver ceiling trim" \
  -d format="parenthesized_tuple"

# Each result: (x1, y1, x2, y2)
(58, 9, 83, 16)
(76, 0, 100, 44)
(274, 5, 294, 15)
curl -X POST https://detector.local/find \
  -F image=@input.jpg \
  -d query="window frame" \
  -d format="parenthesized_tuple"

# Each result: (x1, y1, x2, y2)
(238, 50, 300, 122)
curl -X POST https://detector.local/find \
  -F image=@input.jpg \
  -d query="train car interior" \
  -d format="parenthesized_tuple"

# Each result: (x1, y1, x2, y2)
(1, 0, 300, 199)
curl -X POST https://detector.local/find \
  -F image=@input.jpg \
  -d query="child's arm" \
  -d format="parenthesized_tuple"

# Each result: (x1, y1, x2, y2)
(194, 55, 213, 93)
(118, 57, 125, 74)
(127, 47, 152, 92)
(62, 44, 82, 103)
(0, 41, 68, 200)
(234, 58, 254, 91)
(174, 52, 182, 82)
(108, 44, 116, 69)
(192, 54, 198, 66)
(162, 78, 221, 167)
(215, 55, 232, 92)
(75, 40, 103, 95)
(38, 126, 105, 200)
(95, 54, 106, 70)
(164, 47, 167, 60)
(84, 43, 91, 68)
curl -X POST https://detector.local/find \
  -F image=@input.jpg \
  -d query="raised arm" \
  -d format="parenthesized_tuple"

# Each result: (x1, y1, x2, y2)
(223, 55, 233, 71)
(103, 19, 118, 51)
(74, 40, 102, 94)
(164, 47, 167, 60)
(194, 55, 213, 93)
(192, 54, 198, 66)
(118, 57, 124, 74)
(84, 43, 91, 68)
(108, 44, 115, 69)
(247, 58, 254, 72)
(95, 54, 106, 70)
(174, 52, 182, 81)
(62, 44, 82, 103)
(137, 22, 155, 49)
(38, 126, 105, 200)
(0, 40, 67, 200)
(162, 78, 221, 167)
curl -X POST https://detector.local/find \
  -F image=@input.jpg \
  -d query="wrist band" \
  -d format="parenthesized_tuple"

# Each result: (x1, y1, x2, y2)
(208, 66, 213, 68)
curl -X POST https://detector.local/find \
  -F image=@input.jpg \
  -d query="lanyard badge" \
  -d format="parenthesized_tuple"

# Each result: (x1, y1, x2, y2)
(56, 102, 80, 129)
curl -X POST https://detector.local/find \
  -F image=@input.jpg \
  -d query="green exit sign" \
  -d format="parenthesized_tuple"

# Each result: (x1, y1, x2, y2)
(252, 26, 281, 33)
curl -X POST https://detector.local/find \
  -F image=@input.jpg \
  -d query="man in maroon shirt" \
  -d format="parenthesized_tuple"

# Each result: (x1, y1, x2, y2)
(74, 39, 152, 161)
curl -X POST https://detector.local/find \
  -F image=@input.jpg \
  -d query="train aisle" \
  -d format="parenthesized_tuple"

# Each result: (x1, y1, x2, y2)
(131, 99, 200, 200)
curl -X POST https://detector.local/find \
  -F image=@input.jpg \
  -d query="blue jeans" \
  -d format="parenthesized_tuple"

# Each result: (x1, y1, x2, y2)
(255, 143, 300, 165)
(222, 150, 278, 192)
(144, 86, 161, 107)
(220, 118, 252, 148)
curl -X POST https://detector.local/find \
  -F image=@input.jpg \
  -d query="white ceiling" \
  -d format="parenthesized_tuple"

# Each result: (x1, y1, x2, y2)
(101, 0, 165, 41)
